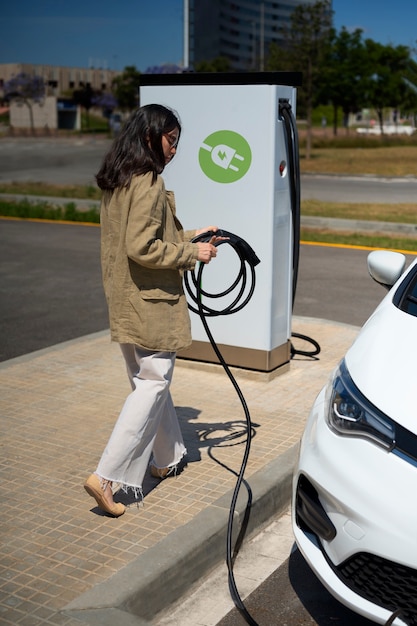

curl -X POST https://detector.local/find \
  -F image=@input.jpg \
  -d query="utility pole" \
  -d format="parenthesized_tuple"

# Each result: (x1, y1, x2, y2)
(252, 21, 256, 70)
(183, 0, 189, 69)
(259, 2, 265, 71)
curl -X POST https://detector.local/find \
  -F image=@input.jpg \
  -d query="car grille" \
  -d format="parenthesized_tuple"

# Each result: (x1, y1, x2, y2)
(334, 552, 417, 625)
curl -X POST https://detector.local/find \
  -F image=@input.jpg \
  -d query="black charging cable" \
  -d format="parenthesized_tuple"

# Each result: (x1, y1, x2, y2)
(185, 229, 260, 318)
(279, 99, 321, 360)
(185, 229, 261, 626)
(183, 102, 320, 624)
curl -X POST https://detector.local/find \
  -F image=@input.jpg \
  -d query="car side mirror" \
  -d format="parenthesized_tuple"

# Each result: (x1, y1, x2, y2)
(367, 250, 406, 290)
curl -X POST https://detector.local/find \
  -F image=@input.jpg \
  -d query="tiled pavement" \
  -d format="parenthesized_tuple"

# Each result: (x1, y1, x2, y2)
(0, 316, 359, 625)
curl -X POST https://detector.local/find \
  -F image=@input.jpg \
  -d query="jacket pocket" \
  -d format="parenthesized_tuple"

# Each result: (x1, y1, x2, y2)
(139, 287, 179, 302)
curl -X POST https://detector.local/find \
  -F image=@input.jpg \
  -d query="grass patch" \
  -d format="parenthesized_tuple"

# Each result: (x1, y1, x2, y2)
(0, 199, 100, 223)
(81, 112, 110, 134)
(301, 200, 416, 224)
(0, 181, 101, 200)
(300, 131, 417, 150)
(301, 228, 417, 253)
(300, 144, 417, 177)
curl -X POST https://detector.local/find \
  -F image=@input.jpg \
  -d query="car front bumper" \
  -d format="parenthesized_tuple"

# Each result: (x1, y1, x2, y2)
(292, 386, 417, 626)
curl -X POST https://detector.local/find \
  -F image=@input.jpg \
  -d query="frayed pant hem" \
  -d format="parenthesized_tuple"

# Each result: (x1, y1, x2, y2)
(151, 448, 187, 472)
(94, 473, 144, 503)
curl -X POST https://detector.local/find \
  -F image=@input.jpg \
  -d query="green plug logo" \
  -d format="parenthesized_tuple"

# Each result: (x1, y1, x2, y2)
(199, 130, 252, 183)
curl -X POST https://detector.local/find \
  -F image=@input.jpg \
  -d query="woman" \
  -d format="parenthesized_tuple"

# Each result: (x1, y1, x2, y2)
(84, 104, 221, 517)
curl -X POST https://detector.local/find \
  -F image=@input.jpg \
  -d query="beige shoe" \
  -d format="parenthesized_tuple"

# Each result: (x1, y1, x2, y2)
(84, 474, 126, 517)
(150, 465, 171, 479)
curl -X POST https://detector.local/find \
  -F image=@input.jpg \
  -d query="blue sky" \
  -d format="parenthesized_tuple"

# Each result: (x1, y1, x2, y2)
(333, 0, 416, 50)
(0, 0, 415, 72)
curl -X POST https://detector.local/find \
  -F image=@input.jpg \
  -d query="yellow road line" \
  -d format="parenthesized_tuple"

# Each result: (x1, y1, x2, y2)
(300, 240, 417, 256)
(0, 215, 99, 227)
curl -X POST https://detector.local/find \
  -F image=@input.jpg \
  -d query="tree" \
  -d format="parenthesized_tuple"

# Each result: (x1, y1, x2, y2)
(363, 41, 411, 134)
(318, 27, 368, 135)
(267, 0, 333, 158)
(72, 84, 97, 129)
(401, 58, 417, 125)
(194, 56, 232, 73)
(4, 72, 45, 133)
(111, 66, 141, 112)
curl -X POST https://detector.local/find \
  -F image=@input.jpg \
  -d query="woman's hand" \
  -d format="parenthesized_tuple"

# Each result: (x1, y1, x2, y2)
(195, 226, 229, 262)
(196, 241, 217, 263)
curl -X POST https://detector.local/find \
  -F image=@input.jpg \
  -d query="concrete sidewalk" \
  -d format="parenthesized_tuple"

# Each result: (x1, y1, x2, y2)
(1, 316, 359, 625)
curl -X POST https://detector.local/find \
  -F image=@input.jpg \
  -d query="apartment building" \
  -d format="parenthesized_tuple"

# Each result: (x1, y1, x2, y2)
(188, 0, 324, 71)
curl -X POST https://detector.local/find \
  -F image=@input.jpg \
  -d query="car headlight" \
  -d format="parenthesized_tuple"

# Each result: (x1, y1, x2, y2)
(326, 359, 395, 451)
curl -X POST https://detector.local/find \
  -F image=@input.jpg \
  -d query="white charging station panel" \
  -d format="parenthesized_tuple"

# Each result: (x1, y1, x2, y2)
(140, 73, 301, 372)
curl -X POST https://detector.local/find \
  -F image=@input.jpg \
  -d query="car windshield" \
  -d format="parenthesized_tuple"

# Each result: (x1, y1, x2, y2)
(393, 264, 417, 317)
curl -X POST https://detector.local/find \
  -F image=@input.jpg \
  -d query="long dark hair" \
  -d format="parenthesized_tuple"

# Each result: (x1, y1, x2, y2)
(96, 104, 181, 191)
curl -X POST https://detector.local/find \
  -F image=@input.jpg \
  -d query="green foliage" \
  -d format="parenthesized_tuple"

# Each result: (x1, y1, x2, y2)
(401, 58, 417, 114)
(0, 199, 100, 223)
(112, 66, 141, 112)
(362, 40, 414, 132)
(317, 27, 369, 133)
(73, 85, 97, 129)
(266, 3, 417, 138)
(267, 0, 333, 156)
(80, 112, 109, 133)
(194, 57, 232, 73)
(0, 182, 101, 200)
(62, 202, 100, 222)
(311, 104, 342, 127)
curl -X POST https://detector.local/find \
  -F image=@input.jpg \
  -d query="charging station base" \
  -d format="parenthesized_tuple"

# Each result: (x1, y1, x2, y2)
(178, 339, 291, 379)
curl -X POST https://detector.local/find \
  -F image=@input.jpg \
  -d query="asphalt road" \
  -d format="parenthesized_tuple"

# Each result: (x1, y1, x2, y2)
(0, 219, 107, 361)
(217, 549, 373, 626)
(0, 136, 107, 185)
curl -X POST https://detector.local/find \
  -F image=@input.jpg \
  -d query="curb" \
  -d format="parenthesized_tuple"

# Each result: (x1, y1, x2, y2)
(63, 445, 298, 625)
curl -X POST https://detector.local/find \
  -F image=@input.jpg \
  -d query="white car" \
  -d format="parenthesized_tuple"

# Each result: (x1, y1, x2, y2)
(292, 250, 417, 626)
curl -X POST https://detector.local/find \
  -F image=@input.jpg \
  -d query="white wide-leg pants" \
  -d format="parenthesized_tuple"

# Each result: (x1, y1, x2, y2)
(96, 344, 187, 492)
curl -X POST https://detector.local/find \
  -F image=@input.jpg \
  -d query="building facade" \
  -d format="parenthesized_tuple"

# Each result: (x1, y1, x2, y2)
(9, 96, 82, 131)
(0, 63, 120, 100)
(189, 0, 323, 71)
(0, 63, 121, 131)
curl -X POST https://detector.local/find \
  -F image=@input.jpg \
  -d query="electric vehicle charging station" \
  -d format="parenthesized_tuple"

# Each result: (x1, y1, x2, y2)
(140, 72, 302, 374)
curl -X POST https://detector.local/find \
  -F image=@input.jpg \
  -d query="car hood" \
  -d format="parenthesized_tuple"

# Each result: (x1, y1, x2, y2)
(345, 295, 415, 434)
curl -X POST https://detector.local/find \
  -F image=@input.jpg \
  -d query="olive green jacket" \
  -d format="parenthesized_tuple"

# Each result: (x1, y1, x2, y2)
(100, 172, 199, 352)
